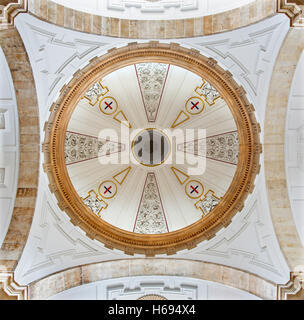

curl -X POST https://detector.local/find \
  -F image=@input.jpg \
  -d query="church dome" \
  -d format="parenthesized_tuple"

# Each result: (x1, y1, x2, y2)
(44, 42, 261, 255)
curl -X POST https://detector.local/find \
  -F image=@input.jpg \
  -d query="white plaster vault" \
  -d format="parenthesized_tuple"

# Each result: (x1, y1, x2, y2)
(13, 13, 291, 286)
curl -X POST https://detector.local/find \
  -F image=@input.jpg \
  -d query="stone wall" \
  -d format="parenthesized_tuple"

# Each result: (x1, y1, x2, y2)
(264, 28, 304, 270)
(28, 0, 276, 38)
(29, 259, 277, 300)
(0, 28, 40, 272)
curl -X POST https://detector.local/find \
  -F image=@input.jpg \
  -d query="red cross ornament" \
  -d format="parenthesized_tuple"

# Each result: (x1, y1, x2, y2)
(98, 180, 117, 199)
(185, 97, 205, 115)
(99, 96, 118, 115)
(185, 180, 204, 199)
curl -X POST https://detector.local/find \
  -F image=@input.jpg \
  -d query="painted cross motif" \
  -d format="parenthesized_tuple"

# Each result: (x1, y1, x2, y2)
(185, 97, 205, 115)
(103, 185, 112, 194)
(98, 180, 117, 199)
(185, 180, 204, 199)
(104, 101, 113, 110)
(191, 101, 200, 110)
(190, 185, 199, 194)
(99, 96, 118, 115)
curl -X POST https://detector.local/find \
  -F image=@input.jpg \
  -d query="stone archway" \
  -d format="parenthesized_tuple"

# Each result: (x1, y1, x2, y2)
(28, 259, 277, 300)
(0, 29, 40, 274)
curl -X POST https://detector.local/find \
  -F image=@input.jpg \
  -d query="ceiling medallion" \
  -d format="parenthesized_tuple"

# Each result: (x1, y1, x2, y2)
(43, 42, 261, 256)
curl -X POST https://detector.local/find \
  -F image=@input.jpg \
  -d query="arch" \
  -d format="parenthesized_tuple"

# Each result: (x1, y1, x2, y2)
(264, 28, 304, 270)
(28, 0, 276, 38)
(0, 28, 40, 272)
(28, 259, 277, 300)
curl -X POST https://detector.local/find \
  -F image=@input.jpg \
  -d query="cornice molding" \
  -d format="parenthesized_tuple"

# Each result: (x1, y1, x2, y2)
(0, 272, 28, 300)
(5, 1, 304, 33)
(277, 0, 304, 26)
(0, 1, 28, 29)
(277, 271, 304, 299)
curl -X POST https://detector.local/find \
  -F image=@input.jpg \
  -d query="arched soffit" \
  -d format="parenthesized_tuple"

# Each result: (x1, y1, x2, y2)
(27, 0, 276, 38)
(48, 276, 260, 300)
(49, 0, 257, 20)
(0, 28, 40, 272)
(28, 259, 277, 300)
(264, 28, 304, 271)
(43, 42, 261, 256)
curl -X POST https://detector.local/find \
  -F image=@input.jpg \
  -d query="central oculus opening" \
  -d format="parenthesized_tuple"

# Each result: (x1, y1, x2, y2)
(132, 128, 170, 167)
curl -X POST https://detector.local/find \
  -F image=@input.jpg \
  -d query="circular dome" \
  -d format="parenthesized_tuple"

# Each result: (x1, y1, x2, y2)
(44, 42, 261, 255)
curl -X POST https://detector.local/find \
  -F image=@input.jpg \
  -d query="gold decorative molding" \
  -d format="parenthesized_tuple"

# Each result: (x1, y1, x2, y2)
(0, 272, 28, 300)
(277, 0, 304, 26)
(277, 271, 304, 300)
(0, 0, 27, 29)
(170, 110, 190, 128)
(43, 42, 261, 256)
(171, 166, 190, 185)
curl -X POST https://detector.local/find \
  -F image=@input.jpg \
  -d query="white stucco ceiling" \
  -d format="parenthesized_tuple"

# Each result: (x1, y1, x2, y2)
(13, 12, 291, 286)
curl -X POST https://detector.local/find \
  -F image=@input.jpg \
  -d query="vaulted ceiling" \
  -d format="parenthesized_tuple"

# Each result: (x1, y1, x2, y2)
(0, 0, 304, 300)
(65, 63, 237, 233)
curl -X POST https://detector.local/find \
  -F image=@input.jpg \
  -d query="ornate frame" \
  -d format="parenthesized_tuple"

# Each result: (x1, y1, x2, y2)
(43, 42, 261, 256)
